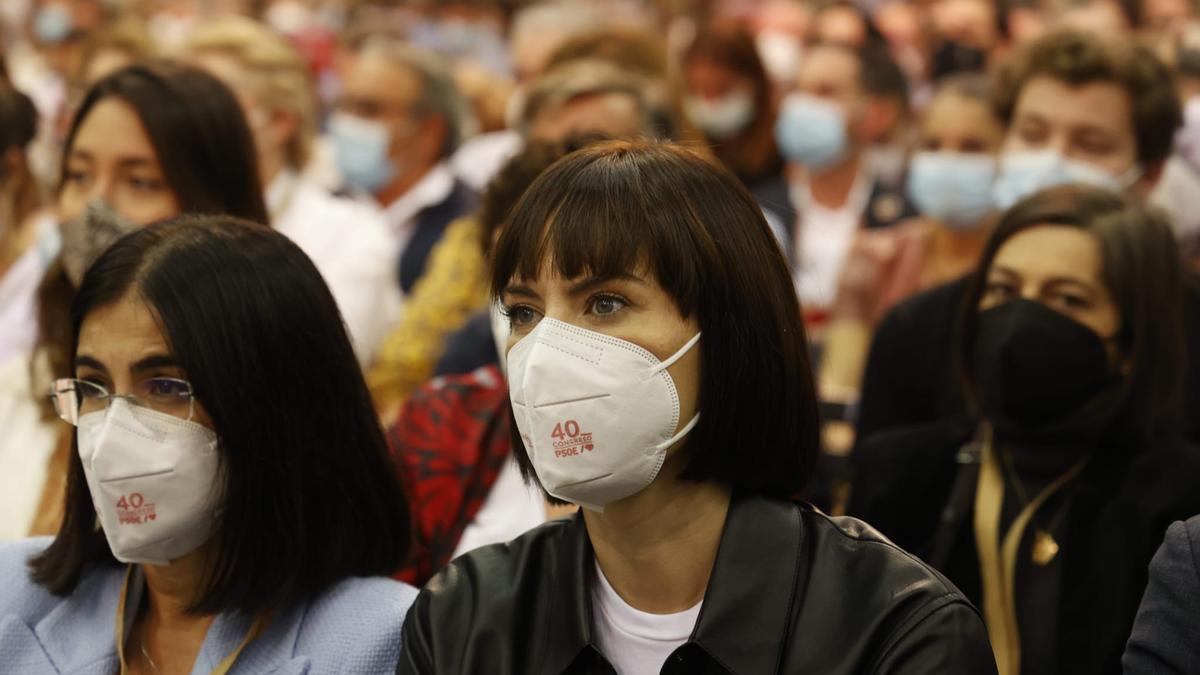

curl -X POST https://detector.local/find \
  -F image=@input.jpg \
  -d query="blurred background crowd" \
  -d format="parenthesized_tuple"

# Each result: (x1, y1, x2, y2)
(3, 0, 1200, 671)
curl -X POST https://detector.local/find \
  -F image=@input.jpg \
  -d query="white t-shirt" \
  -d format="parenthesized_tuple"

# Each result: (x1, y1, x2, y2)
(451, 456, 547, 559)
(590, 562, 703, 675)
(267, 170, 403, 366)
(791, 172, 870, 310)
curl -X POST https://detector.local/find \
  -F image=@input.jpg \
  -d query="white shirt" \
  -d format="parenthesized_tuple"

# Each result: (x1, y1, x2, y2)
(268, 170, 403, 366)
(451, 456, 547, 559)
(381, 161, 456, 262)
(451, 130, 523, 193)
(791, 172, 870, 310)
(591, 562, 703, 675)
(0, 213, 56, 366)
(0, 355, 59, 539)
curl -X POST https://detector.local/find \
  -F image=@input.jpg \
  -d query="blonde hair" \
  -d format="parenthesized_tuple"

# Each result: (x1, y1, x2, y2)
(185, 17, 316, 170)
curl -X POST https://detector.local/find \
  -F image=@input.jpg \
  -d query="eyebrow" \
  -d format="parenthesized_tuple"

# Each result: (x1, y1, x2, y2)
(66, 149, 156, 169)
(132, 354, 181, 373)
(991, 266, 1096, 291)
(74, 355, 108, 374)
(567, 273, 643, 296)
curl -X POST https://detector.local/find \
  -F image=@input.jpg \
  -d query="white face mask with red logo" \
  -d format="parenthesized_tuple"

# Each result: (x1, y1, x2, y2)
(77, 399, 221, 565)
(507, 319, 701, 511)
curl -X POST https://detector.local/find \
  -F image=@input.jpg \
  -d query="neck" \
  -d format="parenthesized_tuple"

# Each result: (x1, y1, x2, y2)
(260, 153, 287, 192)
(132, 546, 217, 673)
(807, 150, 862, 209)
(376, 161, 436, 208)
(584, 461, 732, 614)
(926, 221, 991, 283)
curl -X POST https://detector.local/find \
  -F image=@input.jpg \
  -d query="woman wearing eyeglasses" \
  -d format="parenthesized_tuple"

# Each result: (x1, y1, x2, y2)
(0, 216, 415, 673)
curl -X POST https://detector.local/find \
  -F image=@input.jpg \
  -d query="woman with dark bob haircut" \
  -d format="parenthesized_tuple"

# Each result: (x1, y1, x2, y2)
(850, 185, 1200, 675)
(398, 140, 995, 674)
(0, 217, 415, 672)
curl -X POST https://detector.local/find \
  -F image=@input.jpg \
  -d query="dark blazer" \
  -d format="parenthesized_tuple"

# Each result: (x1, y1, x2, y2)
(849, 420, 1200, 674)
(854, 275, 1200, 444)
(398, 179, 477, 295)
(397, 494, 996, 675)
(1123, 515, 1200, 674)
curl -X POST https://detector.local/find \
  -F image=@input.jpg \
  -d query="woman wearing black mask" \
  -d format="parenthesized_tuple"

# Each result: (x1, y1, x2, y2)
(849, 185, 1200, 675)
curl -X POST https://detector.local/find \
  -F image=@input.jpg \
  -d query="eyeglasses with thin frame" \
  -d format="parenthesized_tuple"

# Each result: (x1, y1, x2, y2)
(49, 377, 196, 426)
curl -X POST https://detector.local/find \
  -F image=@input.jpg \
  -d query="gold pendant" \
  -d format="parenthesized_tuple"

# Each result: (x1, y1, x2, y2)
(1032, 530, 1060, 566)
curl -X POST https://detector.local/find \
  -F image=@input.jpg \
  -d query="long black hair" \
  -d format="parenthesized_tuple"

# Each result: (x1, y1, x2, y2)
(30, 216, 412, 614)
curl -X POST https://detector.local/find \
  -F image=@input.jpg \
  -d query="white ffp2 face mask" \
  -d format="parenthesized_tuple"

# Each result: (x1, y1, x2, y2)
(77, 399, 221, 565)
(507, 319, 701, 511)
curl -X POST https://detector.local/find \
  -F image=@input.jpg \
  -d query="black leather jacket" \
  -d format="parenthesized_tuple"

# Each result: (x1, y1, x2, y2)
(397, 495, 997, 674)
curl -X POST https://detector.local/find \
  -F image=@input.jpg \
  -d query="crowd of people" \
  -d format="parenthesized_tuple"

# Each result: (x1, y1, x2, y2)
(0, 0, 1199, 673)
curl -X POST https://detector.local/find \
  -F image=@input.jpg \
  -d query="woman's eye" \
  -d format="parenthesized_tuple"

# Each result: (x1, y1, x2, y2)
(144, 378, 189, 400)
(984, 281, 1016, 300)
(507, 305, 541, 327)
(63, 169, 89, 185)
(590, 294, 628, 317)
(129, 176, 164, 192)
(1055, 293, 1091, 311)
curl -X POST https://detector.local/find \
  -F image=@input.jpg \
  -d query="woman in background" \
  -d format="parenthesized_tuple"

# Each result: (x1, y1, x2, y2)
(851, 186, 1200, 674)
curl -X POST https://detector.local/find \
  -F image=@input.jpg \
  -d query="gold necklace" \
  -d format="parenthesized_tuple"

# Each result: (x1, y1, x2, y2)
(1000, 450, 1073, 566)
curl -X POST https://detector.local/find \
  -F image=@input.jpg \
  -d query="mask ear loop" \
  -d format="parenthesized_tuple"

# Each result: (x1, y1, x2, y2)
(649, 332, 702, 375)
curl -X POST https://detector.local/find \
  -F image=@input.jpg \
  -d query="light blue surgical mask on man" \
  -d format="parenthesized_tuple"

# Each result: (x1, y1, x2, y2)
(991, 149, 1141, 210)
(906, 151, 996, 229)
(34, 5, 73, 45)
(330, 112, 396, 194)
(775, 93, 849, 171)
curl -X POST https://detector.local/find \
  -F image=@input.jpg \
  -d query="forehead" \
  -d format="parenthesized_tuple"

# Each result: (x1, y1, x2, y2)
(797, 46, 860, 87)
(342, 53, 422, 105)
(923, 93, 999, 135)
(1010, 77, 1134, 140)
(992, 225, 1104, 283)
(77, 293, 171, 366)
(71, 98, 159, 162)
(530, 91, 643, 143)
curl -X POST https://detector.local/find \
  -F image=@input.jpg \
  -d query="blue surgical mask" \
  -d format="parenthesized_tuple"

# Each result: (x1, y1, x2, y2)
(992, 149, 1141, 211)
(775, 93, 848, 171)
(34, 5, 73, 45)
(906, 151, 996, 229)
(330, 112, 396, 194)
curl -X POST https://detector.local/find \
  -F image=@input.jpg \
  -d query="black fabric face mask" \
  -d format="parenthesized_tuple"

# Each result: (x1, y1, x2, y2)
(930, 39, 987, 80)
(971, 299, 1118, 433)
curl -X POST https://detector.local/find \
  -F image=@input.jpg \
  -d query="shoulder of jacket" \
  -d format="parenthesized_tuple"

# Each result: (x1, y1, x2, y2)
(418, 518, 576, 608)
(292, 577, 418, 667)
(800, 507, 968, 602)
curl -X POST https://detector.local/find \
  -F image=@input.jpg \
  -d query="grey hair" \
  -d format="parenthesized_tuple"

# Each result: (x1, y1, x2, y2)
(358, 37, 474, 157)
(511, 1, 609, 49)
(519, 59, 678, 141)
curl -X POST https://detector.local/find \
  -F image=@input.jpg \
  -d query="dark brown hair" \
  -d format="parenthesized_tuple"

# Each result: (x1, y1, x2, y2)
(682, 19, 781, 183)
(956, 185, 1187, 437)
(993, 29, 1181, 166)
(491, 140, 821, 497)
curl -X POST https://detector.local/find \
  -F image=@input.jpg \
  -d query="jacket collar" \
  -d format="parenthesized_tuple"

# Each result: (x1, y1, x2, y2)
(31, 562, 311, 675)
(540, 494, 803, 675)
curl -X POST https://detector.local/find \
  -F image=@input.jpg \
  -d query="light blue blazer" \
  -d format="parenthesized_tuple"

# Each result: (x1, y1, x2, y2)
(0, 538, 417, 674)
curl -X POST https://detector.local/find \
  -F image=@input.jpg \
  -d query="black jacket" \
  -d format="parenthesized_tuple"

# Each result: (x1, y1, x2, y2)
(397, 495, 997, 674)
(849, 420, 1200, 674)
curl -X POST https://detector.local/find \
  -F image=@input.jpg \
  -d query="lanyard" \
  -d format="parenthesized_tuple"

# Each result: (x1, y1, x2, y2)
(973, 429, 1088, 675)
(116, 565, 268, 675)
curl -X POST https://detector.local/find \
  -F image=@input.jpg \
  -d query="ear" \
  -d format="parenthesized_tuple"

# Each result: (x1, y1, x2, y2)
(265, 110, 300, 156)
(414, 114, 449, 164)
(1137, 159, 1166, 193)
